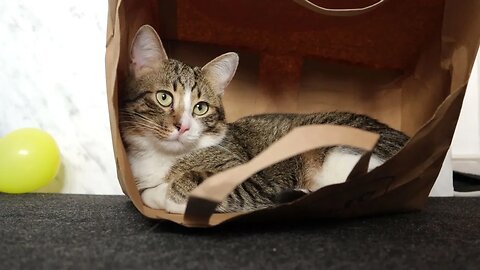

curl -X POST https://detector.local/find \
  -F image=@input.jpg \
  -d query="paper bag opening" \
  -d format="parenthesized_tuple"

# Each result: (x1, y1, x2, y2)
(105, 0, 480, 227)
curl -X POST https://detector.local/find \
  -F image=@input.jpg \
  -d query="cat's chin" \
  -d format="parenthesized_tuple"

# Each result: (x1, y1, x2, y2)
(157, 139, 196, 155)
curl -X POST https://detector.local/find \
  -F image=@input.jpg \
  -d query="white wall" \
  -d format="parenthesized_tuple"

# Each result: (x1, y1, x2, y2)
(0, 1, 477, 196)
(451, 51, 480, 175)
(0, 1, 121, 194)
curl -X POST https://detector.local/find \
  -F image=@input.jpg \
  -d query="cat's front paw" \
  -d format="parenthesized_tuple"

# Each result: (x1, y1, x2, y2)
(141, 184, 187, 214)
(141, 183, 169, 209)
(165, 199, 187, 215)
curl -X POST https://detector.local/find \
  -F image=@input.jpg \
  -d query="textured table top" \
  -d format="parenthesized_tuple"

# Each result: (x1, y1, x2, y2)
(0, 194, 479, 270)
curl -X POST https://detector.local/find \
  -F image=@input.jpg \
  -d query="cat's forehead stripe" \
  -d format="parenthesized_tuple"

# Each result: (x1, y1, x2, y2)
(191, 81, 202, 99)
(196, 87, 201, 99)
(173, 81, 177, 92)
(174, 62, 180, 73)
(165, 59, 213, 102)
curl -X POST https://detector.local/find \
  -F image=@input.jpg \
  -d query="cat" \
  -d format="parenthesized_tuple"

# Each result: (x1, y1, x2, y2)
(120, 25, 409, 214)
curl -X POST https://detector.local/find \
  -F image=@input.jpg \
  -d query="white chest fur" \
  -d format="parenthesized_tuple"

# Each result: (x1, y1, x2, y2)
(129, 150, 177, 190)
(125, 135, 180, 190)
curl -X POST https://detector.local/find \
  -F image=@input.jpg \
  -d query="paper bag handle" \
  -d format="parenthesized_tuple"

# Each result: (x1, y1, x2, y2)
(184, 125, 380, 225)
(293, 0, 387, 16)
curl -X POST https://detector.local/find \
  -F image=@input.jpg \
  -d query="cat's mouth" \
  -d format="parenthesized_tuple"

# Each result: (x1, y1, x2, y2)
(163, 131, 199, 148)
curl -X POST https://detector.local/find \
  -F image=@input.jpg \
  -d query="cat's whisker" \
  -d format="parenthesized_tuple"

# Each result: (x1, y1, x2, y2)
(122, 122, 167, 137)
(120, 111, 159, 124)
(133, 117, 161, 127)
(121, 117, 164, 129)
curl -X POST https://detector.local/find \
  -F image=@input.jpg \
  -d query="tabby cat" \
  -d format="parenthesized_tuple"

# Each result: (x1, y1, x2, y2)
(120, 25, 409, 214)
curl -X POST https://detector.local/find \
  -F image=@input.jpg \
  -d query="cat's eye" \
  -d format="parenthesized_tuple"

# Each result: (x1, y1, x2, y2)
(193, 102, 209, 116)
(156, 91, 173, 107)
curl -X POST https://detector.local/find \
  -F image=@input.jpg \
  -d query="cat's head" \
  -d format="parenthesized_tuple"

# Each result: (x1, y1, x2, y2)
(120, 25, 238, 155)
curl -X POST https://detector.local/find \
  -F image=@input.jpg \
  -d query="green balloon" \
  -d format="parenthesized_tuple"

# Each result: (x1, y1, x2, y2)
(0, 128, 61, 193)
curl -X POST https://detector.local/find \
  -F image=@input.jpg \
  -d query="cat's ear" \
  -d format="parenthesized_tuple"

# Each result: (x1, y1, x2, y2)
(201, 52, 239, 95)
(130, 25, 168, 77)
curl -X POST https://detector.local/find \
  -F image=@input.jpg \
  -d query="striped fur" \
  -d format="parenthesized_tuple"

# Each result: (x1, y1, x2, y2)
(120, 25, 410, 213)
(164, 113, 409, 213)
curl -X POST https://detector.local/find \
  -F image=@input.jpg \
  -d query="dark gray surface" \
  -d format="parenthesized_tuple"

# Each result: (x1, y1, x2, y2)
(454, 171, 480, 192)
(0, 194, 479, 270)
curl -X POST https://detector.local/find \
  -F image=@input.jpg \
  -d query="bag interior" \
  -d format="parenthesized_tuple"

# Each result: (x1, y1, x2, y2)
(115, 0, 450, 136)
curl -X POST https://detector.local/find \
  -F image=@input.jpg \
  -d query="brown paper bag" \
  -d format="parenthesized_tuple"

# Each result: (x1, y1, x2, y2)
(105, 0, 480, 227)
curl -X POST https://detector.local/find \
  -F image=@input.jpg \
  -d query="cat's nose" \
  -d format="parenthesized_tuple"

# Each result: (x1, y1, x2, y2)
(175, 123, 190, 134)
